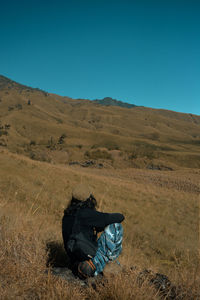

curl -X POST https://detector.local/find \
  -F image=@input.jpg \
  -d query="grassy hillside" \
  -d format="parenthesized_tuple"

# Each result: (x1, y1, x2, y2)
(0, 75, 200, 169)
(0, 76, 199, 299)
(0, 149, 199, 298)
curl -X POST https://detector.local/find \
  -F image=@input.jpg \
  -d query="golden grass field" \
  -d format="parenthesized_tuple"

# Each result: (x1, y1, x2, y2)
(0, 76, 200, 299)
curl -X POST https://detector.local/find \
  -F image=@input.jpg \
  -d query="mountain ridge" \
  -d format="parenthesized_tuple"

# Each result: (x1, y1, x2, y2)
(0, 75, 137, 109)
(93, 97, 137, 108)
(0, 75, 193, 115)
(0, 74, 200, 169)
(0, 74, 48, 95)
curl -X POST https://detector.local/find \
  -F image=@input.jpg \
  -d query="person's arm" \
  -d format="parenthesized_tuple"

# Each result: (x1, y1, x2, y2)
(84, 209, 124, 230)
(95, 225, 107, 233)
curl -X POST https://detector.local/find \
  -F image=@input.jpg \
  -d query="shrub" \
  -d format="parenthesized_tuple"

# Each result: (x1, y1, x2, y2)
(29, 151, 35, 160)
(58, 134, 66, 145)
(55, 118, 63, 124)
(15, 104, 22, 110)
(0, 130, 8, 137)
(5, 124, 11, 129)
(76, 144, 83, 149)
(29, 150, 51, 162)
(0, 139, 7, 146)
(30, 140, 36, 146)
(129, 142, 160, 160)
(46, 137, 56, 150)
(129, 147, 156, 160)
(8, 106, 14, 111)
(91, 144, 98, 149)
(85, 149, 112, 160)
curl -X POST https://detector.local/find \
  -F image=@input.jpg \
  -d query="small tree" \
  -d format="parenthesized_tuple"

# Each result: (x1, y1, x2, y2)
(58, 134, 66, 145)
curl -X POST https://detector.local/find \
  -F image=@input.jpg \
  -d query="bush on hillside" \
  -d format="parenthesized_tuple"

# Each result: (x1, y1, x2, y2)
(0, 130, 8, 137)
(15, 103, 23, 110)
(5, 124, 11, 129)
(128, 142, 163, 160)
(58, 134, 66, 145)
(55, 117, 63, 124)
(85, 149, 112, 160)
(91, 143, 120, 151)
(129, 146, 156, 160)
(0, 138, 7, 147)
(30, 140, 36, 146)
(76, 144, 83, 149)
(29, 150, 51, 163)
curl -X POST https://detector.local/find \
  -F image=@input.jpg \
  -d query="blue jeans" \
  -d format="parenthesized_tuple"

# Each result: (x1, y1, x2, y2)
(92, 223, 123, 275)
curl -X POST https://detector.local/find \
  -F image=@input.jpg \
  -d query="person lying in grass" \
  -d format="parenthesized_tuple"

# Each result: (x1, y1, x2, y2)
(62, 184, 125, 279)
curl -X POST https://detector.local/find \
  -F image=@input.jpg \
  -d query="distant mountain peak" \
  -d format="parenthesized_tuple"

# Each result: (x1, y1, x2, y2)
(93, 97, 136, 108)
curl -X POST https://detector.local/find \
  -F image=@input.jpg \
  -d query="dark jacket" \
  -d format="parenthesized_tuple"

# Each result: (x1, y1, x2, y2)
(62, 207, 124, 262)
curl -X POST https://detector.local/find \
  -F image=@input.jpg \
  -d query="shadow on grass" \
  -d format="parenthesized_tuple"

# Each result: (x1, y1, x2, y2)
(46, 241, 71, 268)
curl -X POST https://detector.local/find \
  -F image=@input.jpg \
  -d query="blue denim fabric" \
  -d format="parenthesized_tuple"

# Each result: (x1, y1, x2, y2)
(92, 223, 123, 275)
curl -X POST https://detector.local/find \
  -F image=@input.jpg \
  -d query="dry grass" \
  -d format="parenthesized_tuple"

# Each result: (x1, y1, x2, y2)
(1, 202, 199, 300)
(0, 149, 199, 299)
(1, 84, 200, 169)
(0, 80, 200, 298)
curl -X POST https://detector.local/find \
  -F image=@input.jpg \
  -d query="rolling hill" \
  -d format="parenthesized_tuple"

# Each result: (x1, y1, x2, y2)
(0, 74, 200, 169)
(0, 75, 199, 298)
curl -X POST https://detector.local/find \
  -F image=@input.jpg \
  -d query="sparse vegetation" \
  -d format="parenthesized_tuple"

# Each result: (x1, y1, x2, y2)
(15, 103, 23, 110)
(5, 124, 11, 129)
(1, 77, 200, 168)
(0, 130, 8, 137)
(85, 149, 112, 160)
(0, 138, 7, 146)
(30, 140, 36, 146)
(55, 117, 63, 124)
(76, 144, 83, 149)
(58, 134, 66, 145)
(129, 147, 156, 160)
(8, 105, 14, 111)
(0, 151, 199, 299)
(29, 150, 51, 162)
(0, 75, 200, 299)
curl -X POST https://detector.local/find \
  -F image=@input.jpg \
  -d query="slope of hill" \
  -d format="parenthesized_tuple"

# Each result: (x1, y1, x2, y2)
(0, 75, 48, 94)
(0, 75, 199, 298)
(0, 146, 199, 299)
(0, 75, 200, 169)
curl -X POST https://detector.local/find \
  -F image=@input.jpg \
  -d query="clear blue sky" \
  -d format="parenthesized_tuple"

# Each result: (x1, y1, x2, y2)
(0, 0, 199, 115)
